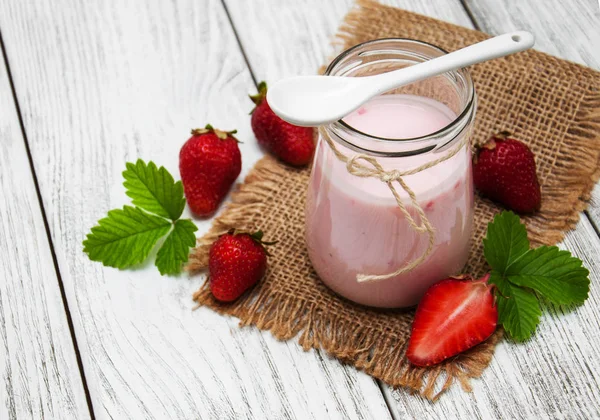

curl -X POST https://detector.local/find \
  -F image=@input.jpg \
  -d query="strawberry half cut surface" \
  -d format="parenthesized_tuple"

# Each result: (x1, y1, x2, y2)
(407, 275, 498, 367)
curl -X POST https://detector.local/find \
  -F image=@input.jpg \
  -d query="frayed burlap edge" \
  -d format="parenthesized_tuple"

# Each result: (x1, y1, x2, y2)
(525, 90, 600, 244)
(187, 156, 503, 400)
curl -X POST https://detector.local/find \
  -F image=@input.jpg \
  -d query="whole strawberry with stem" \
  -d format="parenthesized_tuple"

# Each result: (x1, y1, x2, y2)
(407, 274, 498, 367)
(473, 131, 541, 213)
(209, 229, 276, 302)
(179, 125, 241, 217)
(250, 81, 315, 166)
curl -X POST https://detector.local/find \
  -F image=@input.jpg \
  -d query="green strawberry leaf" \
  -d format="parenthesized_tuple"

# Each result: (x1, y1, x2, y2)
(84, 160, 198, 275)
(83, 205, 171, 269)
(155, 219, 198, 275)
(484, 211, 590, 341)
(506, 246, 590, 305)
(489, 271, 541, 341)
(123, 159, 186, 220)
(483, 211, 530, 273)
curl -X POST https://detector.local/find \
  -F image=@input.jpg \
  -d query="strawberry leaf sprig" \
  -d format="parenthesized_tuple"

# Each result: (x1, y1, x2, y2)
(83, 160, 198, 275)
(484, 211, 590, 341)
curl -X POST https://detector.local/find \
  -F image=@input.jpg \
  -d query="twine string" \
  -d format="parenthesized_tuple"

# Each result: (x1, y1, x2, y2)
(318, 127, 468, 283)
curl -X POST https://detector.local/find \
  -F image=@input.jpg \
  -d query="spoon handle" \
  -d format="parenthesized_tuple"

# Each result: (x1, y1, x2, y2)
(372, 31, 535, 95)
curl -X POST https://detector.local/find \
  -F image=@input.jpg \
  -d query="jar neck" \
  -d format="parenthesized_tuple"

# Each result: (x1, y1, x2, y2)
(324, 101, 476, 158)
(323, 38, 476, 158)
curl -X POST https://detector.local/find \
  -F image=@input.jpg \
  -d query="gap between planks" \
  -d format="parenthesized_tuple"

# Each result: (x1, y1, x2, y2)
(457, 0, 481, 31)
(221, 0, 259, 88)
(585, 210, 600, 239)
(0, 27, 97, 420)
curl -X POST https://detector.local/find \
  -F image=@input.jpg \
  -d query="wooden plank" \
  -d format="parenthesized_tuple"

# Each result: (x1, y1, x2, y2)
(0, 0, 392, 418)
(223, 0, 473, 83)
(464, 0, 600, 68)
(462, 0, 600, 234)
(224, 0, 600, 417)
(0, 47, 90, 418)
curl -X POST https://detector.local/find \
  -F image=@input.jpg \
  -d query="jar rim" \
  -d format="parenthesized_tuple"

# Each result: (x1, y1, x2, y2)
(323, 38, 476, 156)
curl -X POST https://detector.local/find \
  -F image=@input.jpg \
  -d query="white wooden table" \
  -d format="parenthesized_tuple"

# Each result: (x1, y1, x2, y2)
(0, 1, 599, 418)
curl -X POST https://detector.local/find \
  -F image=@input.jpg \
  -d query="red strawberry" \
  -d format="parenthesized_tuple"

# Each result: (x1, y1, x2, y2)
(407, 274, 498, 367)
(179, 125, 241, 217)
(209, 230, 275, 302)
(473, 131, 541, 213)
(250, 81, 314, 166)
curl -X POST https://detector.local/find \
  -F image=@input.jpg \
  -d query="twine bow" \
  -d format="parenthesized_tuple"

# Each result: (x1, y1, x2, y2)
(319, 127, 468, 283)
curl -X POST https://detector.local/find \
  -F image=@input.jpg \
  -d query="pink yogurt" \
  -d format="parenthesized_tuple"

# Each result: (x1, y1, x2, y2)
(305, 94, 474, 308)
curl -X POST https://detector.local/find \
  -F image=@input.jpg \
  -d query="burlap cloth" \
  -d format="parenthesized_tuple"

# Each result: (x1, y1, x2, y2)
(188, 0, 600, 400)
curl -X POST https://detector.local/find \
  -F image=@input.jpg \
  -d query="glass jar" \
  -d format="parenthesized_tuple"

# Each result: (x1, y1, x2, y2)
(305, 39, 476, 308)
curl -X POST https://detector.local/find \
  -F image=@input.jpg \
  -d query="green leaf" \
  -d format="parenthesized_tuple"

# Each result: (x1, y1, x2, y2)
(489, 271, 541, 341)
(482, 211, 590, 342)
(123, 159, 186, 220)
(155, 219, 198, 275)
(83, 205, 171, 268)
(483, 211, 530, 273)
(506, 246, 590, 305)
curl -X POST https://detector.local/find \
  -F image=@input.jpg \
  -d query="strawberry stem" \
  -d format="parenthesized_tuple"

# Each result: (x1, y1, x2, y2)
(250, 230, 264, 242)
(249, 81, 268, 114)
(225, 228, 278, 256)
(495, 130, 511, 140)
(491, 283, 510, 300)
(482, 272, 510, 303)
(191, 125, 241, 143)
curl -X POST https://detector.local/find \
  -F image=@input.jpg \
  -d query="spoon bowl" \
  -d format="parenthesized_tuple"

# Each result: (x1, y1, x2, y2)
(267, 76, 370, 126)
(267, 31, 535, 127)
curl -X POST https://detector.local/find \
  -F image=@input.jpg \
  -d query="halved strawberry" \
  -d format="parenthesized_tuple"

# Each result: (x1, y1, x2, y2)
(407, 274, 498, 367)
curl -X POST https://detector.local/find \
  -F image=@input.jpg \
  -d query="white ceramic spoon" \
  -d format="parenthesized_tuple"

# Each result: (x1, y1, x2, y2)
(267, 31, 534, 127)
